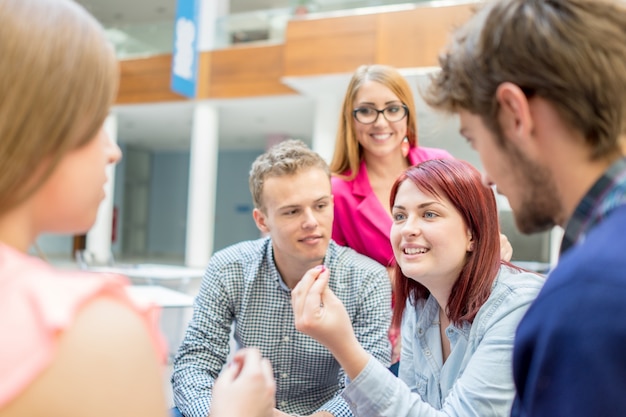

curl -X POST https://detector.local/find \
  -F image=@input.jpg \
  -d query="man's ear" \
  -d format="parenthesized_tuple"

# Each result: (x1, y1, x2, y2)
(252, 208, 270, 234)
(495, 82, 534, 148)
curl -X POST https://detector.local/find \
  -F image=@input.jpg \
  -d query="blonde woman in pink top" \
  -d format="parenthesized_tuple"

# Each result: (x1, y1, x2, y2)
(330, 65, 512, 367)
(0, 1, 275, 416)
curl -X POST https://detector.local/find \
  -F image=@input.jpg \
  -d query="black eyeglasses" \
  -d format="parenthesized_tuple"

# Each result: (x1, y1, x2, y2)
(352, 104, 408, 124)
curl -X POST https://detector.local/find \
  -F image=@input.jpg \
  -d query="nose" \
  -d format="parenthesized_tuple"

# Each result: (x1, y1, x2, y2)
(301, 208, 318, 229)
(372, 111, 389, 127)
(400, 215, 422, 237)
(105, 132, 123, 165)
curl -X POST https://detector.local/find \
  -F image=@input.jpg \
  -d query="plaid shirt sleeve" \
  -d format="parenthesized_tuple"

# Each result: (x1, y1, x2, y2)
(171, 257, 239, 417)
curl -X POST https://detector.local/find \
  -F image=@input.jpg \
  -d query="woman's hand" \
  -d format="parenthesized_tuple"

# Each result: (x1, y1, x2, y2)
(499, 233, 513, 262)
(291, 265, 369, 379)
(211, 348, 276, 417)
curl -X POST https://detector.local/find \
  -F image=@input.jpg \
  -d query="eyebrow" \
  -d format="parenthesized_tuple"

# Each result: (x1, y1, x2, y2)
(356, 100, 403, 106)
(277, 195, 330, 211)
(392, 201, 441, 210)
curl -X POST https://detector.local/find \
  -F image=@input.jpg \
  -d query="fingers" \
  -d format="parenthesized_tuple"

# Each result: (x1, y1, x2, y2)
(223, 348, 276, 395)
(212, 348, 276, 417)
(499, 233, 513, 262)
(291, 265, 325, 317)
(292, 266, 333, 337)
(219, 348, 257, 382)
(260, 358, 275, 390)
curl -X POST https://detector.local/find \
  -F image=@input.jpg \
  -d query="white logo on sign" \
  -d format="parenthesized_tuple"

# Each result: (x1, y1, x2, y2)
(173, 17, 196, 80)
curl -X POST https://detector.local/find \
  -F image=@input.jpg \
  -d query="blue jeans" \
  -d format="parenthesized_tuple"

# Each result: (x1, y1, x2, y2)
(389, 361, 400, 376)
(170, 407, 183, 417)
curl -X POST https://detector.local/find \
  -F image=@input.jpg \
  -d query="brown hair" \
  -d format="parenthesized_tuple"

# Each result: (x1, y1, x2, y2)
(423, 0, 626, 159)
(330, 65, 419, 180)
(0, 0, 118, 215)
(249, 139, 330, 211)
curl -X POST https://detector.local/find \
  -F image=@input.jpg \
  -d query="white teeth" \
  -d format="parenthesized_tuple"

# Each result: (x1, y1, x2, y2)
(404, 247, 427, 255)
(372, 134, 391, 140)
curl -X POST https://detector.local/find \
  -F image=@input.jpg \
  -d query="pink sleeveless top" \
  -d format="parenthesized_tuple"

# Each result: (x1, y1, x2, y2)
(0, 243, 166, 407)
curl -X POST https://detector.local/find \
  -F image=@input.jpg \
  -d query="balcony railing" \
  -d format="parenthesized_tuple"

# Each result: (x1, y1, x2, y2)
(106, 1, 475, 59)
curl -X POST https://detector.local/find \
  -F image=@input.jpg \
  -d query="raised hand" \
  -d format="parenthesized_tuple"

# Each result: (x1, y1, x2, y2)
(211, 348, 276, 417)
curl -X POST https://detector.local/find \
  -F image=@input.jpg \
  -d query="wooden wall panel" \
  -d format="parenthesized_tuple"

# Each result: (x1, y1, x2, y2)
(115, 5, 475, 103)
(116, 54, 187, 104)
(199, 44, 296, 98)
(196, 52, 212, 99)
(375, 4, 474, 68)
(284, 14, 377, 76)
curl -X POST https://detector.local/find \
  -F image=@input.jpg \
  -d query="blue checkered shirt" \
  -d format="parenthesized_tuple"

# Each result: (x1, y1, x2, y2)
(171, 238, 392, 417)
(561, 157, 626, 255)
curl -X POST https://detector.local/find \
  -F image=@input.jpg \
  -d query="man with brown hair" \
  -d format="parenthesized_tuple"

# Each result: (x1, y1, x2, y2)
(171, 140, 391, 417)
(423, 0, 626, 416)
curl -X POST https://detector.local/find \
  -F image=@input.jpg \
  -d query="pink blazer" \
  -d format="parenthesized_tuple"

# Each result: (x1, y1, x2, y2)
(331, 146, 453, 266)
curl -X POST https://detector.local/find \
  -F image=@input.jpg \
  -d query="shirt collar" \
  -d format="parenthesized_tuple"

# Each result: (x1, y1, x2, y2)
(561, 157, 626, 254)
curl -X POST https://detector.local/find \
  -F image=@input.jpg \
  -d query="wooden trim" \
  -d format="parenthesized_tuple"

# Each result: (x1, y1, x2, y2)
(199, 44, 296, 98)
(116, 54, 187, 104)
(284, 14, 377, 76)
(375, 4, 474, 68)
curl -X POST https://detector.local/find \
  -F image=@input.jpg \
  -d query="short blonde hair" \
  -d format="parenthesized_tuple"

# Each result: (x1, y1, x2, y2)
(330, 65, 419, 180)
(0, 0, 118, 215)
(249, 139, 330, 211)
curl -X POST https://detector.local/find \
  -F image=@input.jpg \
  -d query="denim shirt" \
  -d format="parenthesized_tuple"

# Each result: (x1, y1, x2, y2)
(342, 265, 544, 417)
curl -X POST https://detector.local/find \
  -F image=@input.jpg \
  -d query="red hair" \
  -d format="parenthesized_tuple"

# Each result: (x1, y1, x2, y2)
(390, 159, 516, 328)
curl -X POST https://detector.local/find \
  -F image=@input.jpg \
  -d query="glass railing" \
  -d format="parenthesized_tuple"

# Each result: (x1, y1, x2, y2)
(213, 7, 292, 49)
(107, 1, 474, 58)
(105, 20, 175, 59)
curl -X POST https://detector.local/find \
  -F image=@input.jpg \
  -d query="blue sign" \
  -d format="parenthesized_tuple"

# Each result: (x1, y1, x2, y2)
(171, 0, 199, 98)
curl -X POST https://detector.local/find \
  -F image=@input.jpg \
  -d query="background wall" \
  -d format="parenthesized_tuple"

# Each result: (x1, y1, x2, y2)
(214, 149, 266, 251)
(147, 151, 190, 259)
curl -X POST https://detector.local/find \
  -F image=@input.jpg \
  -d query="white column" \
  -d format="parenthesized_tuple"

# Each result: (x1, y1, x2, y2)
(311, 93, 342, 164)
(185, 103, 219, 267)
(86, 114, 118, 264)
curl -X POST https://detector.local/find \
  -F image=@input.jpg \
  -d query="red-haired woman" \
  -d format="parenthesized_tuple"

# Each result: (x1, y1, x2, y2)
(292, 159, 544, 417)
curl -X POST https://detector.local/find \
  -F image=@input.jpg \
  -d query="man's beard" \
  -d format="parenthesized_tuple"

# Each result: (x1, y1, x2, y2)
(502, 137, 562, 235)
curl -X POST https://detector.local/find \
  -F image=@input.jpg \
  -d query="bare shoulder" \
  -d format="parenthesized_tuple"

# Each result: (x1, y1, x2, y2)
(0, 297, 169, 417)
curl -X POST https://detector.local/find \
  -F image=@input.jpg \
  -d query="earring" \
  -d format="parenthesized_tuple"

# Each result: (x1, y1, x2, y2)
(401, 137, 410, 157)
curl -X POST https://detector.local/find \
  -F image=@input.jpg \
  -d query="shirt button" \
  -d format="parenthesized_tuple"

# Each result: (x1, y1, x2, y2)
(280, 401, 287, 407)
(281, 373, 289, 379)
(283, 336, 290, 342)
(417, 328, 423, 335)
(425, 350, 431, 356)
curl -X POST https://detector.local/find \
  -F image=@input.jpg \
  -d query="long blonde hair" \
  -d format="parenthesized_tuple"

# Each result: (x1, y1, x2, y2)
(0, 0, 118, 215)
(330, 65, 419, 180)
